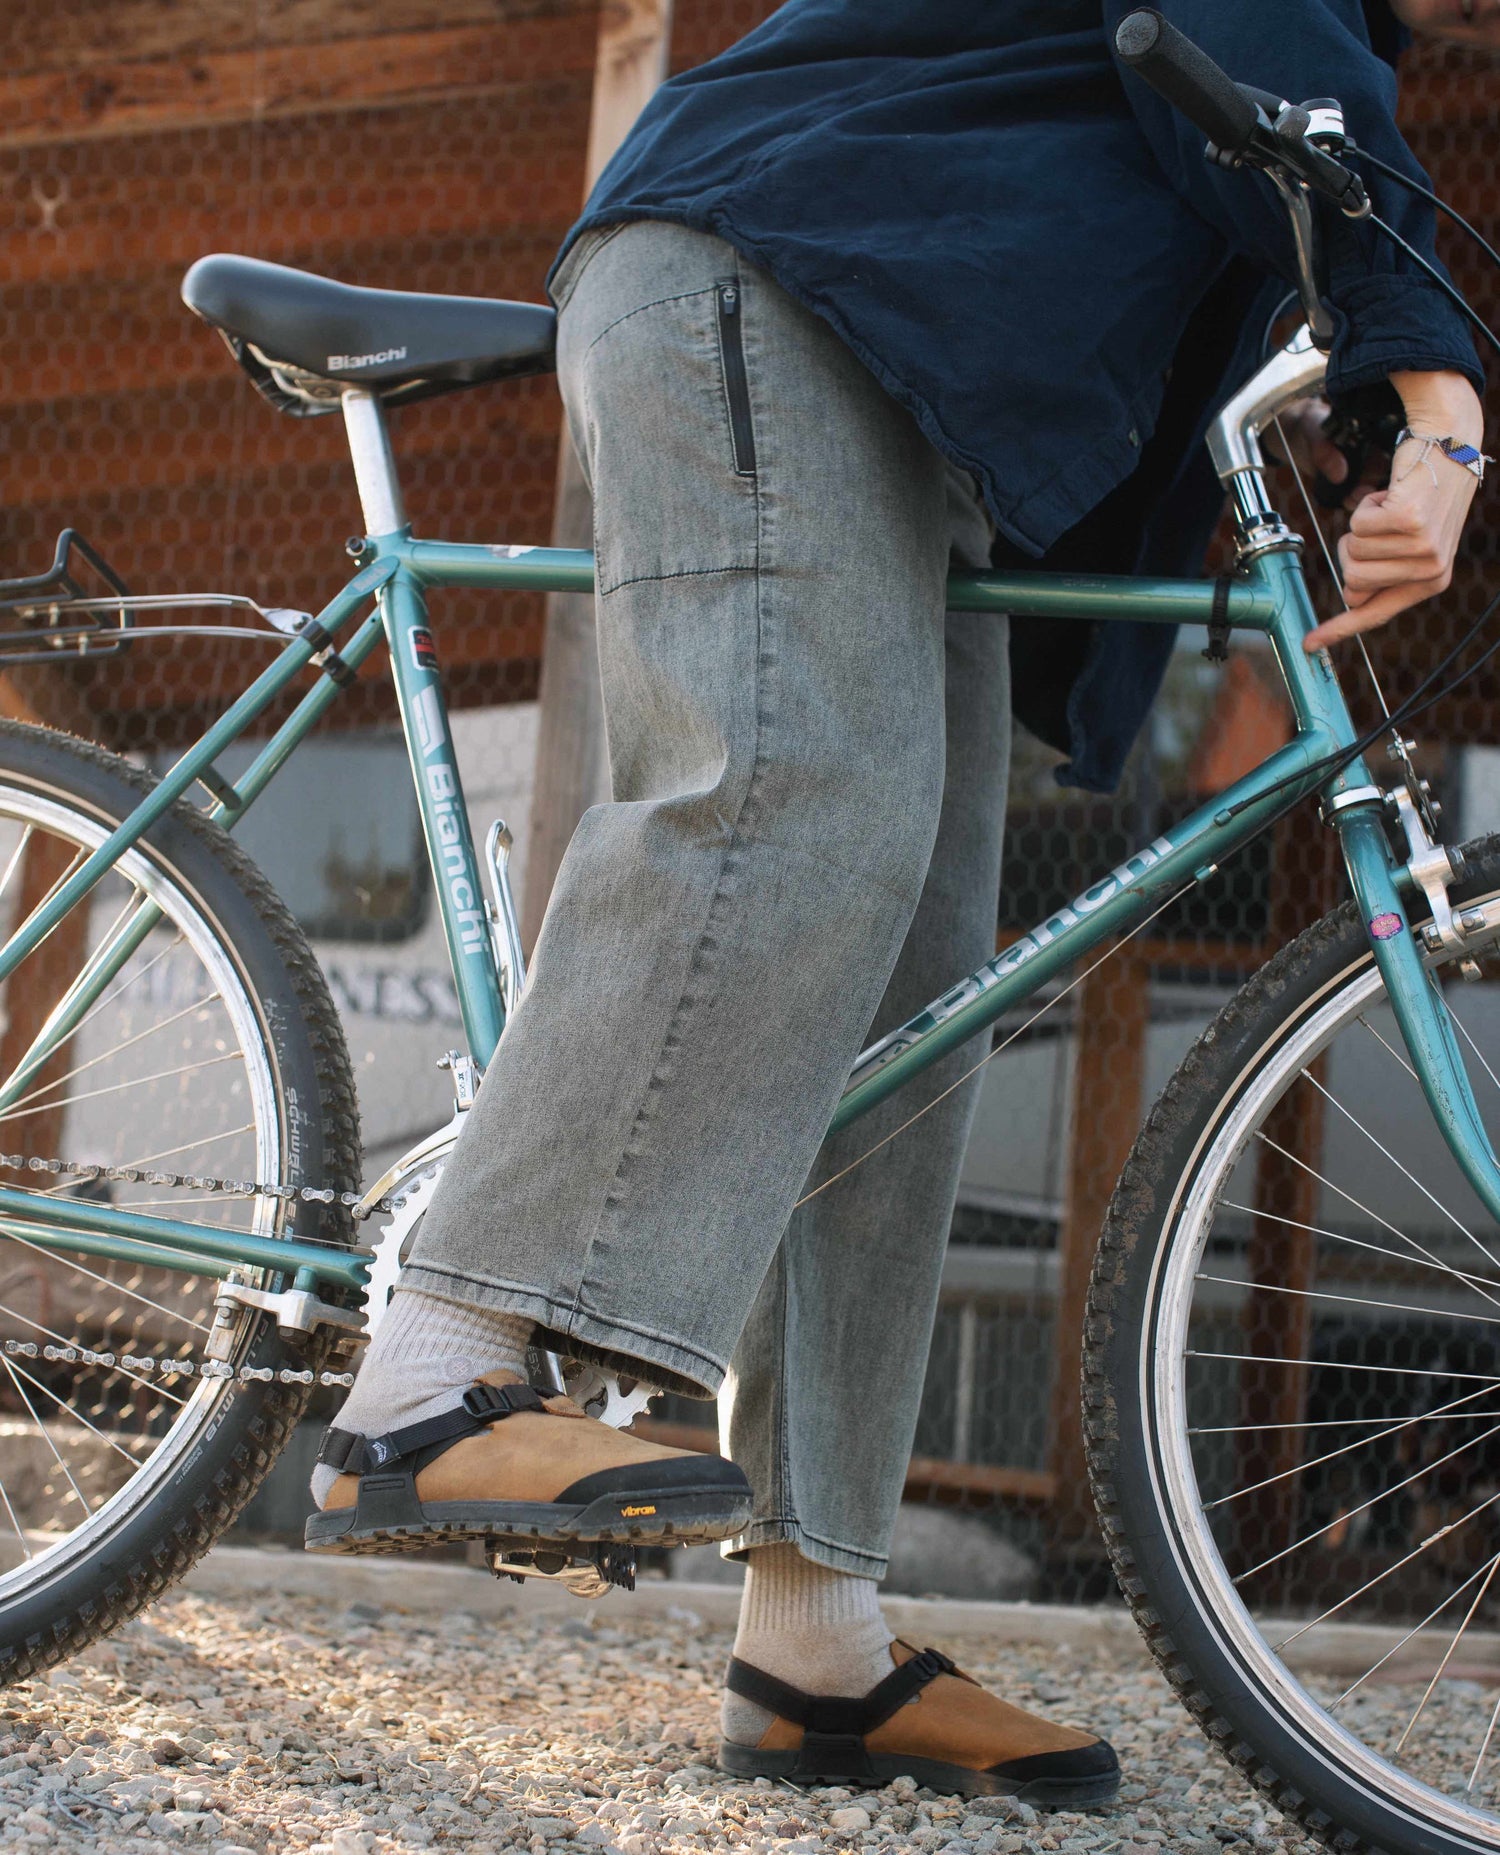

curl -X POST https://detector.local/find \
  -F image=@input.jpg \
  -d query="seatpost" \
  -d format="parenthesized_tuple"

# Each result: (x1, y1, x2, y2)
(341, 388, 407, 536)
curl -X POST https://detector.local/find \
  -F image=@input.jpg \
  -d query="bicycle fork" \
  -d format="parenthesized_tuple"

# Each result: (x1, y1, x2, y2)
(1264, 545, 1500, 1228)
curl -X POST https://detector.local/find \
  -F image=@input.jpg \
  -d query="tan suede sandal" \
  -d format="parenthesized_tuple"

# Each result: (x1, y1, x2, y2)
(718, 1641, 1120, 1806)
(304, 1376, 752, 1557)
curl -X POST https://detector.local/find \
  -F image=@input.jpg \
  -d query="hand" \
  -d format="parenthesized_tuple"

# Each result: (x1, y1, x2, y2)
(1303, 369, 1484, 653)
(1278, 396, 1355, 496)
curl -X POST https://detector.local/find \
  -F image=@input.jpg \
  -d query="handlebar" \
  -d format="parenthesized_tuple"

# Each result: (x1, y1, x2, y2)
(1114, 10, 1368, 218)
(1115, 9, 1259, 155)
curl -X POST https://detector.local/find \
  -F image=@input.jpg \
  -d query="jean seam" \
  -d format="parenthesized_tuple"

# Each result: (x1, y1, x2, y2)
(568, 311, 769, 1336)
(600, 562, 756, 595)
(583, 283, 719, 360)
(773, 1241, 794, 1532)
(551, 222, 630, 315)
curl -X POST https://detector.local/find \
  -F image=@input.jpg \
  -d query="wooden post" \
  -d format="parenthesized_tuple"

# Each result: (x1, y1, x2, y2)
(0, 833, 92, 1167)
(522, 0, 675, 944)
(1048, 943, 1150, 1554)
(1232, 816, 1342, 1593)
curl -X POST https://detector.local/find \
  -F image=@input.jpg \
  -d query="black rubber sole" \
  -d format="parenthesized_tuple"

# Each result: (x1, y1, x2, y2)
(304, 1486, 753, 1556)
(716, 1740, 1121, 1808)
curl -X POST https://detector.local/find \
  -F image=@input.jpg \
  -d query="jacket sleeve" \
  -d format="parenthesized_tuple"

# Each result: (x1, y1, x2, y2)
(1103, 0, 1483, 400)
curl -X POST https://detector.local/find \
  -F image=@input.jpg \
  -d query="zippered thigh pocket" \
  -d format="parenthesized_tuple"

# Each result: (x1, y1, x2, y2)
(715, 277, 757, 477)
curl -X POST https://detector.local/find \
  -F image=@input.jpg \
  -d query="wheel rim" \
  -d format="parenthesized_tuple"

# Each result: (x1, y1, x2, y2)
(0, 779, 283, 1606)
(1145, 930, 1500, 1845)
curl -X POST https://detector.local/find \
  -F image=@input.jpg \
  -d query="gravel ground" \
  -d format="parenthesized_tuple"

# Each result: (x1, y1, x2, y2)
(0, 1585, 1432, 1855)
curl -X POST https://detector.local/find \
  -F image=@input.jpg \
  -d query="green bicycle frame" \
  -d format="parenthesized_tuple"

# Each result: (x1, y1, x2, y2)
(1, 526, 1497, 1302)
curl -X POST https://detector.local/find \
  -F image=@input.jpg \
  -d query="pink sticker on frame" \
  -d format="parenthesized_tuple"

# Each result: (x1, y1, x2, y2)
(1369, 912, 1403, 941)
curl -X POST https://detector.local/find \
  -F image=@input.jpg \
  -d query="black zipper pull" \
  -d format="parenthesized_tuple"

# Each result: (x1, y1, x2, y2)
(715, 277, 756, 477)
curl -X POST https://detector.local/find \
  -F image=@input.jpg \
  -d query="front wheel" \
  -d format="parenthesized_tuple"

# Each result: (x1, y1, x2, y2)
(0, 721, 361, 1680)
(1088, 837, 1500, 1853)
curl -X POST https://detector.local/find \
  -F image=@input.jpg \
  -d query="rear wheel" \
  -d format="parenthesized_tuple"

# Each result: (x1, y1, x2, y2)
(0, 721, 360, 1680)
(1088, 837, 1500, 1852)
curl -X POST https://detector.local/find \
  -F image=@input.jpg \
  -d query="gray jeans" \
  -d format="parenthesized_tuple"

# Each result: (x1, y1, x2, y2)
(404, 221, 1010, 1576)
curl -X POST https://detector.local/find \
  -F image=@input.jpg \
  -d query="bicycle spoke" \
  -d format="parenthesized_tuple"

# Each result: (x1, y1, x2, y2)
(1273, 1487, 1500, 1648)
(0, 1050, 242, 1124)
(1202, 1380, 1498, 1512)
(1330, 1552, 1500, 1708)
(79, 930, 187, 1033)
(0, 889, 149, 1103)
(1, 1354, 89, 1515)
(1237, 1422, 1500, 1586)
(0, 1465, 31, 1562)
(1470, 1691, 1500, 1795)
(112, 1195, 237, 1212)
(1298, 1065, 1500, 1277)
(1218, 1196, 1500, 1303)
(1392, 1549, 1500, 1754)
(0, 1229, 210, 1335)
(0, 826, 35, 915)
(1445, 997, 1500, 1104)
(94, 1120, 257, 1178)
(1260, 1127, 1500, 1291)
(1356, 1011, 1419, 1082)
(0, 1296, 184, 1404)
(3, 1356, 148, 1465)
(1188, 1350, 1500, 1385)
(39, 1119, 258, 1196)
(1196, 1271, 1500, 1330)
(1191, 1409, 1500, 1435)
(0, 991, 226, 1117)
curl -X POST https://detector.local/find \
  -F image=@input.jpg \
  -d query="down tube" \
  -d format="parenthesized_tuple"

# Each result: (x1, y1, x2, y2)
(383, 571, 505, 1065)
(830, 730, 1335, 1134)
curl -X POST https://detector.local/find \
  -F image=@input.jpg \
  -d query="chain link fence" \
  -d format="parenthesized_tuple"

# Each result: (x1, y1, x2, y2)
(3, 5, 1498, 1619)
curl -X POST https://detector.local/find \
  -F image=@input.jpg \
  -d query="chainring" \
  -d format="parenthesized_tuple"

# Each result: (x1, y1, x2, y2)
(358, 1134, 655, 1430)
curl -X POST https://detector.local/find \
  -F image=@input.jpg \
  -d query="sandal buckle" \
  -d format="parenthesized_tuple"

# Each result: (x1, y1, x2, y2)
(462, 1381, 545, 1424)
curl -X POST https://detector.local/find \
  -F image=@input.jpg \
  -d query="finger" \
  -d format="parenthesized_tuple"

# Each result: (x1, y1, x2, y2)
(1337, 531, 1443, 593)
(1312, 439, 1349, 484)
(1348, 494, 1425, 536)
(1303, 580, 1443, 651)
(1342, 529, 1436, 561)
(1342, 555, 1443, 594)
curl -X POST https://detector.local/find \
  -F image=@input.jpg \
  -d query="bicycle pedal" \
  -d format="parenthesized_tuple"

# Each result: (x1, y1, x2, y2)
(485, 1539, 637, 1599)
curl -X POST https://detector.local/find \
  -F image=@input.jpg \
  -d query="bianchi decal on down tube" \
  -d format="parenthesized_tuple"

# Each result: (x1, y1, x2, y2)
(848, 834, 1176, 1088)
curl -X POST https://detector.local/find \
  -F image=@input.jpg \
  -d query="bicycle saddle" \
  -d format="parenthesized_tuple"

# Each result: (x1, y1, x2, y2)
(181, 252, 557, 416)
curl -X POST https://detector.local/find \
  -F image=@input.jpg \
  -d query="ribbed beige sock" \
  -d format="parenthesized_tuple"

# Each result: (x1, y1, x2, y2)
(720, 1542, 895, 1746)
(309, 1289, 533, 1508)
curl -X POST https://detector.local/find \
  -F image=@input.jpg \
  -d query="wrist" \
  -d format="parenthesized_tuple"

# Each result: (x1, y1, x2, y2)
(1390, 368, 1485, 447)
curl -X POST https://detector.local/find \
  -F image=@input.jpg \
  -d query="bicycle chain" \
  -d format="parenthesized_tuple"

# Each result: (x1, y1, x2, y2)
(2, 1337, 354, 1388)
(0, 1149, 395, 1219)
(0, 1146, 400, 1389)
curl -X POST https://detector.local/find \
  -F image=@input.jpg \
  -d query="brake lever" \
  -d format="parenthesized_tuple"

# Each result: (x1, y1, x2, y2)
(1204, 93, 1370, 220)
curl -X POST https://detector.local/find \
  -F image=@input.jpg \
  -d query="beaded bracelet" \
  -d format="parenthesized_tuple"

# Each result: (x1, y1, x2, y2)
(1394, 428, 1492, 486)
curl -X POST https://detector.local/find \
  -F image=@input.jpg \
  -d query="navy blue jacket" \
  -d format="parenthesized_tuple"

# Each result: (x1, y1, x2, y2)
(554, 2, 1480, 790)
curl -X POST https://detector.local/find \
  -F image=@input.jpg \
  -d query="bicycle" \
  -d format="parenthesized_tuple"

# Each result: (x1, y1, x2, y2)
(0, 10, 1497, 1849)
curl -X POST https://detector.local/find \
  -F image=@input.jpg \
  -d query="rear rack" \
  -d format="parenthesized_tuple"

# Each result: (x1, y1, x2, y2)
(0, 529, 134, 662)
(0, 531, 310, 661)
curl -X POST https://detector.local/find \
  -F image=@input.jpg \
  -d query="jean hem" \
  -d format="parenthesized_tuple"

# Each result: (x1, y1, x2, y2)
(398, 1263, 727, 1401)
(720, 1517, 888, 1579)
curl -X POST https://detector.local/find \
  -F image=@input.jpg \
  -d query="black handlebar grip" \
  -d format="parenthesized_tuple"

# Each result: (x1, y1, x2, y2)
(1115, 9, 1260, 154)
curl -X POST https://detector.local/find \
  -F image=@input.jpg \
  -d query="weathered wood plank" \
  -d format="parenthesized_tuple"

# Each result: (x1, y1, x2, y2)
(523, 0, 672, 942)
(0, 19, 595, 148)
(0, 2, 590, 76)
(1048, 946, 1149, 1553)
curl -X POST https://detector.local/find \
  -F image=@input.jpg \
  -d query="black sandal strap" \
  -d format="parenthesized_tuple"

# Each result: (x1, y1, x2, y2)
(317, 1381, 549, 1477)
(724, 1645, 957, 1739)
